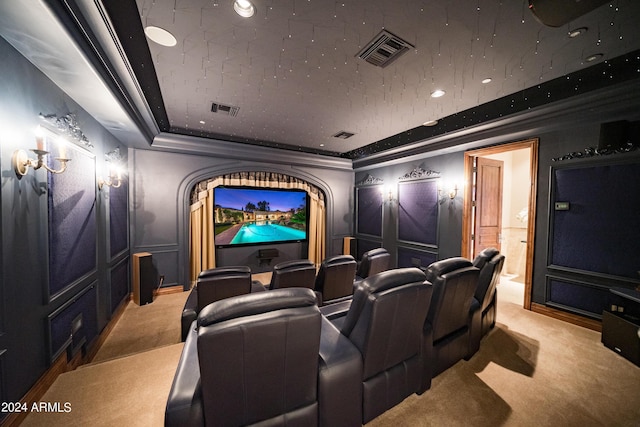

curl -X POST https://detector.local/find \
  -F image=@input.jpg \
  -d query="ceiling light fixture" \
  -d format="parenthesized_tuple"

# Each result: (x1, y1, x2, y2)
(233, 0, 255, 18)
(482, 78, 492, 84)
(423, 120, 438, 126)
(568, 27, 588, 38)
(144, 26, 177, 47)
(430, 89, 446, 98)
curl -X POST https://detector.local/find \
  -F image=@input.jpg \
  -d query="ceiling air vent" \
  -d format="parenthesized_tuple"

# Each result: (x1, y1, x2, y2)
(211, 102, 240, 117)
(356, 29, 414, 68)
(333, 131, 355, 139)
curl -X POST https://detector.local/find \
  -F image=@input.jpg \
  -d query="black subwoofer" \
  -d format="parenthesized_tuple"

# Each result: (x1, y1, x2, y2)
(601, 310, 640, 367)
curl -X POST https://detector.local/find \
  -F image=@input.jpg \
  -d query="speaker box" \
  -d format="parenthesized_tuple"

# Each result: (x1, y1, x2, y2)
(343, 237, 357, 257)
(528, 0, 609, 27)
(133, 252, 155, 305)
(601, 310, 640, 367)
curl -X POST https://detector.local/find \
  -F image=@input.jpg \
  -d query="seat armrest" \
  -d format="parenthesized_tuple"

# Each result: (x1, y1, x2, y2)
(318, 317, 363, 427)
(319, 299, 352, 321)
(466, 298, 482, 360)
(181, 290, 198, 342)
(421, 321, 434, 393)
(165, 323, 204, 427)
(250, 280, 267, 292)
(320, 294, 353, 307)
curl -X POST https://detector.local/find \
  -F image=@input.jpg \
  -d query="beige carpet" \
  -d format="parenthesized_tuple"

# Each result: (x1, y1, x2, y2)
(22, 281, 640, 426)
(91, 291, 189, 363)
(21, 343, 183, 427)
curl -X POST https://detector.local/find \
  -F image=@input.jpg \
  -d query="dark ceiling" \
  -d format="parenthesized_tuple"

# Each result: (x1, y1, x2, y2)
(98, 0, 640, 159)
(2, 1, 639, 159)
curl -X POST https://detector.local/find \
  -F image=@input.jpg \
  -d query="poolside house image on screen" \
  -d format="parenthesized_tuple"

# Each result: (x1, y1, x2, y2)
(213, 186, 309, 247)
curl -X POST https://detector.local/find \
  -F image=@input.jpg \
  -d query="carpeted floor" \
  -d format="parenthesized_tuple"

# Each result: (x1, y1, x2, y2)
(22, 279, 640, 426)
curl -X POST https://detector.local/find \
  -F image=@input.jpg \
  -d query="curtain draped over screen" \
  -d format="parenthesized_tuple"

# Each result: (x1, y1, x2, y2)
(189, 172, 326, 284)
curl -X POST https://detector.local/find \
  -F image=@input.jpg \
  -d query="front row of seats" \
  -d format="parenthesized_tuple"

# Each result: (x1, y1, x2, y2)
(167, 287, 363, 427)
(168, 249, 504, 426)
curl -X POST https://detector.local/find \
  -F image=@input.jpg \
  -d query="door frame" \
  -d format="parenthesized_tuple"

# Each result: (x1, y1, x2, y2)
(461, 138, 539, 310)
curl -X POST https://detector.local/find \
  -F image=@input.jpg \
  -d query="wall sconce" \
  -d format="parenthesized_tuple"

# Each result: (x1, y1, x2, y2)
(98, 147, 123, 190)
(438, 182, 459, 202)
(380, 185, 397, 204)
(98, 166, 122, 190)
(12, 127, 70, 177)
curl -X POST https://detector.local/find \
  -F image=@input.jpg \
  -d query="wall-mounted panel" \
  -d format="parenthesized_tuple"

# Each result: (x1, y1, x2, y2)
(550, 160, 640, 281)
(48, 142, 96, 298)
(48, 284, 98, 362)
(546, 276, 612, 319)
(397, 179, 439, 246)
(397, 246, 437, 270)
(356, 186, 383, 238)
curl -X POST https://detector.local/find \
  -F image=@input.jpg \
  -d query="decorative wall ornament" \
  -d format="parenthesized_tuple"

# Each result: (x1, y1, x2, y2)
(105, 147, 122, 163)
(398, 167, 440, 181)
(551, 141, 638, 161)
(39, 112, 94, 149)
(356, 174, 384, 186)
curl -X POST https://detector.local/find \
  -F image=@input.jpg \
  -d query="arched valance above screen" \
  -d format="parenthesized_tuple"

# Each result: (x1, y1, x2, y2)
(189, 171, 326, 283)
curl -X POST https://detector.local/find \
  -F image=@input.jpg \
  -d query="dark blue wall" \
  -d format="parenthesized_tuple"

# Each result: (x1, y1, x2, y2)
(0, 38, 129, 405)
(353, 87, 640, 319)
(128, 138, 354, 289)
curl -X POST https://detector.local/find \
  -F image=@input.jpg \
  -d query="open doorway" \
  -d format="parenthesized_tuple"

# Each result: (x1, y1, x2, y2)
(462, 139, 538, 309)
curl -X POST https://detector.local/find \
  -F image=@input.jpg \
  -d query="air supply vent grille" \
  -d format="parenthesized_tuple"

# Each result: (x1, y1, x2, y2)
(356, 29, 414, 68)
(211, 102, 240, 117)
(333, 131, 355, 139)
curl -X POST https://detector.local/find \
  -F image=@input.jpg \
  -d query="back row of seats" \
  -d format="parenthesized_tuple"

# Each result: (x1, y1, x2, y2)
(180, 248, 392, 341)
(167, 248, 504, 426)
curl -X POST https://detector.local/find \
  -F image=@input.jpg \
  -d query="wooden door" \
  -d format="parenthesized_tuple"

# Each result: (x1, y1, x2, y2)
(473, 157, 503, 256)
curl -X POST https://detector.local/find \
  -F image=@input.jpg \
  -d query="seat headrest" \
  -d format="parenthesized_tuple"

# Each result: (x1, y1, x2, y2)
(363, 248, 389, 259)
(425, 257, 473, 279)
(472, 248, 500, 268)
(273, 259, 315, 271)
(198, 288, 318, 327)
(358, 267, 427, 294)
(323, 254, 356, 267)
(198, 265, 251, 279)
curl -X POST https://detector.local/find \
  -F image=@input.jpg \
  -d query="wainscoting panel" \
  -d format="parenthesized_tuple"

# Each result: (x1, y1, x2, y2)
(546, 276, 612, 319)
(109, 178, 128, 259)
(356, 185, 383, 238)
(110, 258, 129, 314)
(397, 179, 439, 246)
(48, 283, 98, 362)
(47, 142, 96, 299)
(550, 160, 640, 281)
(397, 246, 437, 270)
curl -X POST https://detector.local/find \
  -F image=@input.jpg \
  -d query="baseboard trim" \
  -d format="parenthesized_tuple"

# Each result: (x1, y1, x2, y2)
(155, 285, 184, 296)
(0, 296, 131, 427)
(531, 302, 602, 332)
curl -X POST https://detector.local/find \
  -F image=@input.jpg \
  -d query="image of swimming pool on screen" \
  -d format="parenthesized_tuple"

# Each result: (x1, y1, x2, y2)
(213, 186, 308, 247)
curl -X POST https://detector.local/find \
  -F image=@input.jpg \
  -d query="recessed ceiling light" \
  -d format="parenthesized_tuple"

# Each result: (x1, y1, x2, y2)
(199, 120, 206, 124)
(234, 0, 255, 17)
(568, 27, 588, 38)
(481, 78, 492, 84)
(423, 120, 438, 126)
(430, 89, 446, 98)
(585, 53, 603, 62)
(144, 26, 177, 47)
